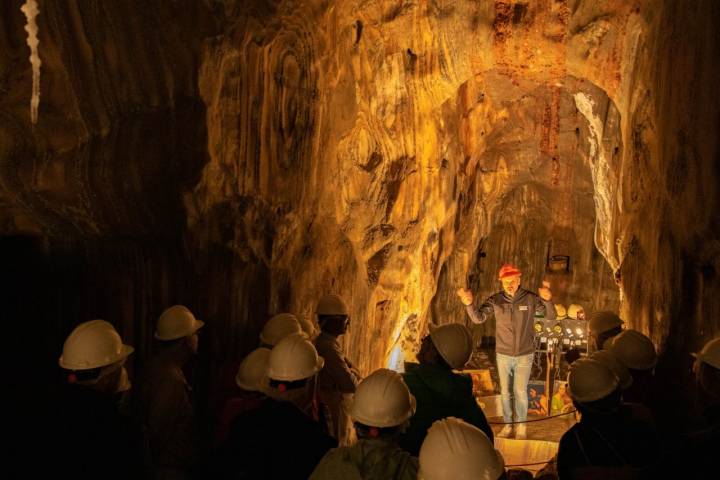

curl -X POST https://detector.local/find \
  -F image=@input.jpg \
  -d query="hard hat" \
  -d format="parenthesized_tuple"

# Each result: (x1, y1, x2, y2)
(298, 316, 319, 340)
(316, 294, 349, 316)
(154, 305, 204, 341)
(236, 347, 272, 391)
(692, 337, 720, 370)
(430, 324, 473, 369)
(266, 334, 324, 381)
(567, 304, 584, 320)
(555, 304, 567, 319)
(588, 311, 624, 334)
(59, 320, 134, 370)
(567, 358, 619, 402)
(606, 329, 657, 370)
(350, 368, 416, 428)
(419, 417, 505, 480)
(591, 350, 633, 389)
(498, 264, 522, 280)
(259, 313, 302, 346)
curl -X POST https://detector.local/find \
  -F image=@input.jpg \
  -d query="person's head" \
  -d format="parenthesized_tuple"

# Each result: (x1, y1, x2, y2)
(155, 305, 204, 356)
(498, 264, 522, 297)
(419, 323, 473, 370)
(606, 329, 657, 373)
(567, 358, 621, 415)
(235, 347, 272, 393)
(588, 311, 624, 351)
(59, 319, 134, 395)
(266, 334, 324, 409)
(316, 294, 350, 336)
(692, 337, 720, 408)
(350, 369, 416, 437)
(419, 417, 505, 480)
(529, 387, 538, 398)
(259, 313, 303, 347)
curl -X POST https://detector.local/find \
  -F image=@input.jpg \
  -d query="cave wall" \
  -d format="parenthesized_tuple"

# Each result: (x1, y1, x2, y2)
(1, 0, 718, 411)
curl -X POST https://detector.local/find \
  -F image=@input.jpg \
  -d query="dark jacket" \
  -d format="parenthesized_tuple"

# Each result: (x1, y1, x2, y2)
(53, 384, 143, 479)
(466, 288, 555, 356)
(214, 397, 337, 479)
(139, 349, 197, 475)
(398, 362, 493, 456)
(557, 404, 660, 479)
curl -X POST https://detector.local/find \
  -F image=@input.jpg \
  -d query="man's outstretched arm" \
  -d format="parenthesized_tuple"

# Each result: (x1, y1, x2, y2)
(457, 288, 495, 324)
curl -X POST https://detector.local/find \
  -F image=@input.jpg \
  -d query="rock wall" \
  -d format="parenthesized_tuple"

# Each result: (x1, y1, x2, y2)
(1, 1, 718, 411)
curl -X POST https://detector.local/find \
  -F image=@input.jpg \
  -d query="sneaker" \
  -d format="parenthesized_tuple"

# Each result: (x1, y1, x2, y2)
(497, 425, 513, 438)
(515, 423, 527, 440)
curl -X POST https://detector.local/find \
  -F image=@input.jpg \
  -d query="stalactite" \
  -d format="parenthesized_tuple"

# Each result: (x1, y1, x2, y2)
(21, 0, 41, 125)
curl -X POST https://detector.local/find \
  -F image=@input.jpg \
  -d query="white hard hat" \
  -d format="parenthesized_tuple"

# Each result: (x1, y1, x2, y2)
(430, 324, 473, 369)
(236, 347, 272, 391)
(298, 316, 319, 340)
(692, 337, 720, 370)
(350, 368, 416, 428)
(567, 304, 584, 320)
(606, 329, 657, 370)
(555, 304, 568, 319)
(316, 294, 349, 316)
(259, 313, 302, 346)
(59, 320, 134, 370)
(591, 350, 633, 389)
(419, 417, 505, 480)
(155, 305, 204, 341)
(588, 311, 624, 334)
(567, 358, 619, 402)
(266, 334, 324, 381)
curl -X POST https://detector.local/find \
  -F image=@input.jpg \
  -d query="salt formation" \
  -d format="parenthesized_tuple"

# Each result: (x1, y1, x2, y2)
(20, 0, 41, 125)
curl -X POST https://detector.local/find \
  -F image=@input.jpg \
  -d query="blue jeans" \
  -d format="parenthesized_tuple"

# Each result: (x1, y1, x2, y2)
(496, 352, 534, 422)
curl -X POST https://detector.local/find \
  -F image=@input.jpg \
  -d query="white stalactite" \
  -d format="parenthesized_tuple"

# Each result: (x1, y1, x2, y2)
(21, 0, 41, 125)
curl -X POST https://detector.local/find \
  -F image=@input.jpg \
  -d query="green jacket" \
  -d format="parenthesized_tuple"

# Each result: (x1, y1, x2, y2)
(309, 438, 418, 480)
(398, 362, 493, 456)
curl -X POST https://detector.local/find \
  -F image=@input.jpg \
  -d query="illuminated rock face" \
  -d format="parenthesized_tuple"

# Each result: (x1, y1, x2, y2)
(1, 0, 719, 390)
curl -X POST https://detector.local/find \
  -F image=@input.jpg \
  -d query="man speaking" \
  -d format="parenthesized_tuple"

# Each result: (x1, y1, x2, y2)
(456, 264, 555, 439)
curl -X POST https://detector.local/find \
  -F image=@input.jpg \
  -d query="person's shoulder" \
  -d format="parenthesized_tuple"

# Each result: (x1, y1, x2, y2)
(519, 288, 538, 299)
(451, 370, 474, 387)
(488, 291, 505, 302)
(559, 423, 581, 443)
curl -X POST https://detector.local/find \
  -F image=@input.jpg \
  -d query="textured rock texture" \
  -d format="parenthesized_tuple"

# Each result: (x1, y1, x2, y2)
(1, 1, 719, 419)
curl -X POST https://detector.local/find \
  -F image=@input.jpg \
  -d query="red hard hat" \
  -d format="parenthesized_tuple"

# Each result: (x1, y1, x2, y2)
(498, 264, 522, 280)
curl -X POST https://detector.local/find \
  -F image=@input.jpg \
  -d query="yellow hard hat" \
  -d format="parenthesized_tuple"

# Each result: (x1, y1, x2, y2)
(567, 304, 584, 320)
(555, 304, 567, 319)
